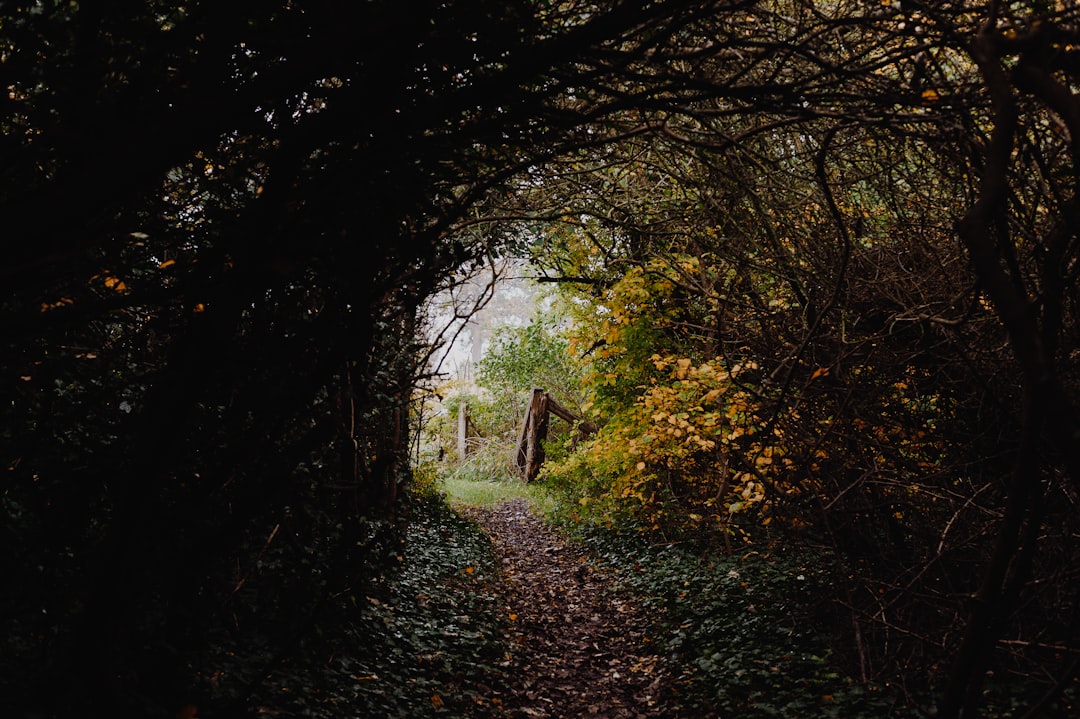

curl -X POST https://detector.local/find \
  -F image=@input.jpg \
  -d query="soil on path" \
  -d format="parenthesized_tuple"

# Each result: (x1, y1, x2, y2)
(463, 499, 670, 719)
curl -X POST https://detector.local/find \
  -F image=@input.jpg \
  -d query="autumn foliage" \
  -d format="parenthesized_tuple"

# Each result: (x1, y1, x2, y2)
(4, 2, 1080, 718)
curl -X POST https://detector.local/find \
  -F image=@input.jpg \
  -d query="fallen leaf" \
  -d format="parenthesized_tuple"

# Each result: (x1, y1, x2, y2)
(176, 705, 199, 719)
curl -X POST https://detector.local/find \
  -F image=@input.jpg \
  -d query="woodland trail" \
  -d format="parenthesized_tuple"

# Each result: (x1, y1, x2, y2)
(462, 499, 671, 719)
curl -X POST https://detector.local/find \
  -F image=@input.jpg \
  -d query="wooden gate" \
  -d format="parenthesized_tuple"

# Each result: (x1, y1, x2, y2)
(515, 388, 596, 482)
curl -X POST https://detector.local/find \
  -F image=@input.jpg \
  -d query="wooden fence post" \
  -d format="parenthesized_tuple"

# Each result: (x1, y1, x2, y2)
(457, 401, 468, 460)
(520, 388, 548, 482)
(515, 388, 597, 482)
(515, 395, 533, 475)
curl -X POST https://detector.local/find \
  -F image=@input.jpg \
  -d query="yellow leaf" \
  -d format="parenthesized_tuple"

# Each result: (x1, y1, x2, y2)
(508, 613, 518, 622)
(431, 693, 444, 708)
(810, 367, 830, 381)
(40, 297, 75, 312)
(921, 88, 940, 103)
(193, 303, 206, 313)
(102, 276, 129, 292)
(636, 461, 646, 471)
(159, 259, 177, 269)
(464, 566, 475, 575)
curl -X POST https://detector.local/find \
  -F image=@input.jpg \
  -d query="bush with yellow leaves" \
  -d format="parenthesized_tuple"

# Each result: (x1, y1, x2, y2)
(543, 351, 792, 540)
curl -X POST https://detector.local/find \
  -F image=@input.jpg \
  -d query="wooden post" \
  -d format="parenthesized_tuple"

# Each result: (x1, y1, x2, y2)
(523, 388, 549, 482)
(515, 388, 597, 481)
(515, 393, 535, 475)
(457, 401, 468, 460)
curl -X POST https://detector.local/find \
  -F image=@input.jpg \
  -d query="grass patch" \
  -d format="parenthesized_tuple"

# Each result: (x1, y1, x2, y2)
(440, 472, 559, 516)
(441, 475, 533, 508)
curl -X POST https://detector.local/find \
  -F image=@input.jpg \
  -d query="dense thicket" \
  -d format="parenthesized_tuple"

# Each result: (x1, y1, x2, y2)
(2, 2, 1079, 718)
(0, 2, 722, 716)
(524, 4, 1080, 716)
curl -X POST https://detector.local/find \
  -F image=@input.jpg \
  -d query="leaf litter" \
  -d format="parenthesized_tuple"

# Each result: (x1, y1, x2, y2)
(463, 498, 669, 719)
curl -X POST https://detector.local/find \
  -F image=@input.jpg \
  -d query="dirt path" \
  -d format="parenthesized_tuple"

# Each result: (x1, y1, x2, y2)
(463, 499, 670, 719)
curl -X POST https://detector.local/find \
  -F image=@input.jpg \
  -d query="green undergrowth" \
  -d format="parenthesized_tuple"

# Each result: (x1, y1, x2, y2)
(567, 522, 919, 719)
(212, 470, 1069, 719)
(438, 474, 914, 716)
(234, 494, 506, 718)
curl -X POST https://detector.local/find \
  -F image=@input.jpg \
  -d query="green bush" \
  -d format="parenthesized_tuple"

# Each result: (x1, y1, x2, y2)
(205, 494, 506, 718)
(569, 523, 915, 719)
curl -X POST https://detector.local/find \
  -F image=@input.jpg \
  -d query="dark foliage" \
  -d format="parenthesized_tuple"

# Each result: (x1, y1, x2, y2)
(3, 2, 1080, 718)
(0, 1, 741, 715)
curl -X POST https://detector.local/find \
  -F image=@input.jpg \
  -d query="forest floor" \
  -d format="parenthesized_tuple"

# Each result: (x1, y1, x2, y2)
(286, 483, 908, 718)
(204, 484, 1045, 718)
(461, 498, 672, 719)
